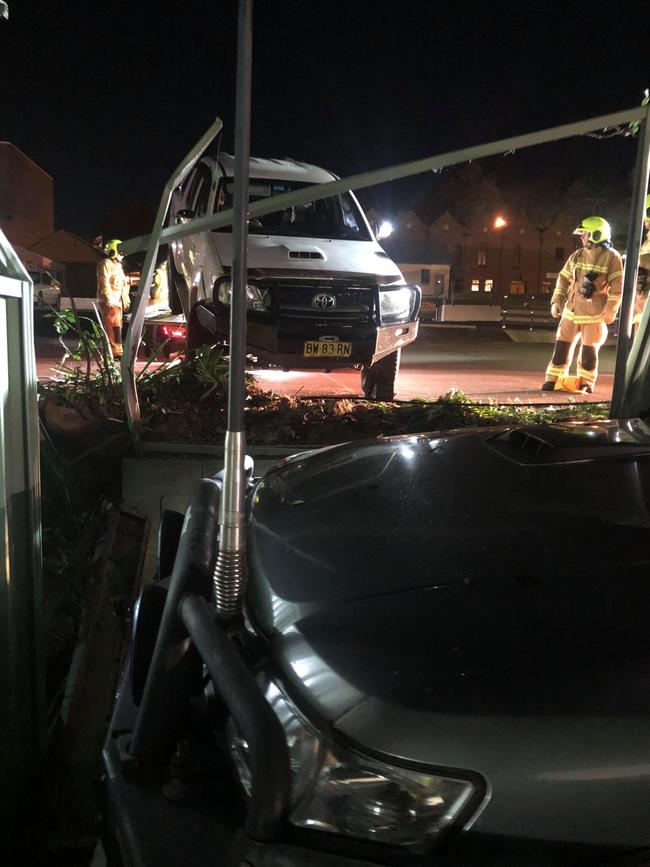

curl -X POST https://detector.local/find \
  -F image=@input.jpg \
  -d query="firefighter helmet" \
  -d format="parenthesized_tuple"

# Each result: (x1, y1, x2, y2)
(573, 217, 611, 246)
(104, 239, 123, 258)
(645, 194, 650, 219)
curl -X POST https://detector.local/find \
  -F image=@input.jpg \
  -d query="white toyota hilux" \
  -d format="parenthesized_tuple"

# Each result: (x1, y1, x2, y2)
(168, 154, 420, 399)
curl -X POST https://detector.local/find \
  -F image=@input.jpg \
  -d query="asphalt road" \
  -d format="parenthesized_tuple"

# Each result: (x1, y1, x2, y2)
(250, 325, 615, 404)
(35, 324, 616, 404)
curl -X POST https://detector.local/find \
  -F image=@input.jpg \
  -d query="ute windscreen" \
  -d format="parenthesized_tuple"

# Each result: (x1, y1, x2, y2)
(214, 179, 372, 242)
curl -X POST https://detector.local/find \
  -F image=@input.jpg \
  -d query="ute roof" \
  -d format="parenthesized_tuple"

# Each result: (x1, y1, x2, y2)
(216, 153, 337, 184)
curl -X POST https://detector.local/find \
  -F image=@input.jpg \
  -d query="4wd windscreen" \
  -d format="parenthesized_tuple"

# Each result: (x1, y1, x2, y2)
(214, 179, 372, 242)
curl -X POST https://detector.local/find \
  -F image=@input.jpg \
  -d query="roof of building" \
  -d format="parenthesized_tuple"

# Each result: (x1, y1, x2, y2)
(29, 230, 103, 264)
(0, 142, 53, 180)
(12, 243, 65, 272)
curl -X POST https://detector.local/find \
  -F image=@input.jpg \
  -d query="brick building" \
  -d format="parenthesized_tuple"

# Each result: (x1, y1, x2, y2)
(424, 212, 577, 305)
(0, 143, 53, 248)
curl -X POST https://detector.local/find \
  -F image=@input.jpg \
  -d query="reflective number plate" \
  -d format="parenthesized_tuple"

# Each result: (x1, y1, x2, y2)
(420, 301, 436, 311)
(303, 339, 352, 358)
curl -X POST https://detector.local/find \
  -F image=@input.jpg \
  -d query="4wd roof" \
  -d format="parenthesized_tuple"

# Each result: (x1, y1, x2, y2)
(215, 153, 337, 184)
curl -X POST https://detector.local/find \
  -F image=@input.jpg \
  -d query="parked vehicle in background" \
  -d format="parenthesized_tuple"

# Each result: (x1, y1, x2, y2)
(29, 269, 61, 311)
(167, 154, 421, 399)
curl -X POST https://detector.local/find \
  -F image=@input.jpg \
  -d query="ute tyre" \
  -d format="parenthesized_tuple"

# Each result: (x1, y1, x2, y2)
(361, 349, 400, 401)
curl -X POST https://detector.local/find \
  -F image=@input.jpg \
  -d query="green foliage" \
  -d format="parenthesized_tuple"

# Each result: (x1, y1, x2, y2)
(41, 345, 611, 451)
(45, 302, 120, 399)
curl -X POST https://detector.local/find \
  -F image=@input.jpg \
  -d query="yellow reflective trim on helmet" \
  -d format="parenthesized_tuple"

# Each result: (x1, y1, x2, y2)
(608, 270, 623, 280)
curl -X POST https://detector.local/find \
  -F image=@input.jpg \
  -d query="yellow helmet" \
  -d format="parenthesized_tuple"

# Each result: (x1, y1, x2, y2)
(104, 239, 123, 258)
(573, 216, 611, 245)
(645, 194, 650, 219)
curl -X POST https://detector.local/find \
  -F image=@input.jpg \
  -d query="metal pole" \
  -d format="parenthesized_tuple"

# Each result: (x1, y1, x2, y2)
(120, 118, 223, 437)
(213, 0, 253, 619)
(121, 107, 645, 256)
(610, 109, 650, 418)
(495, 231, 504, 308)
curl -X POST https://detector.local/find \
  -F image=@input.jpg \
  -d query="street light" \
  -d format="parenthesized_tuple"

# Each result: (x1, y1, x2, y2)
(494, 215, 508, 305)
(376, 220, 394, 241)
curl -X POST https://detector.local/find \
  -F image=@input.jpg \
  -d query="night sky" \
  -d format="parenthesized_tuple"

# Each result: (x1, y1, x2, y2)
(1, 0, 647, 238)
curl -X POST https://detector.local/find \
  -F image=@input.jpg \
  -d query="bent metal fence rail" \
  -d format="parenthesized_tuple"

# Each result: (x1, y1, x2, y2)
(121, 104, 650, 431)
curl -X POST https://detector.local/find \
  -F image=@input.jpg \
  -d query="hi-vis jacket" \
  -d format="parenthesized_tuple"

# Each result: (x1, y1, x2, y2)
(551, 244, 623, 325)
(635, 233, 650, 324)
(96, 257, 130, 308)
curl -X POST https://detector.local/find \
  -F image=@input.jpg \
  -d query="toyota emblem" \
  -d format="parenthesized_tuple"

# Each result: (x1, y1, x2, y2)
(312, 293, 337, 310)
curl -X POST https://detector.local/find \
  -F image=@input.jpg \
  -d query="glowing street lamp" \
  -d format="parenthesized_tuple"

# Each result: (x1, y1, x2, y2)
(494, 216, 508, 305)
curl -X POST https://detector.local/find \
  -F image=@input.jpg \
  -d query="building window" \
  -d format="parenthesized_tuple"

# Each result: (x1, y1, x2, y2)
(433, 273, 445, 293)
(471, 279, 480, 292)
(454, 278, 464, 293)
(454, 244, 463, 264)
(555, 246, 565, 260)
(420, 268, 430, 285)
(513, 244, 521, 268)
(477, 250, 487, 266)
(484, 279, 493, 293)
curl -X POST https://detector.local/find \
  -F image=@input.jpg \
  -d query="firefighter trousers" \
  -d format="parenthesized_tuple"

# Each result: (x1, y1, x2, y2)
(99, 302, 124, 358)
(544, 317, 608, 389)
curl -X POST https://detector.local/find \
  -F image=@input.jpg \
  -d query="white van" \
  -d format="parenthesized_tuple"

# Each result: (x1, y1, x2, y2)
(168, 155, 420, 399)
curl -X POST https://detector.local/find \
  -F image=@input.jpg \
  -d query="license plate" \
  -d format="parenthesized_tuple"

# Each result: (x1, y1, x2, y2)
(303, 339, 352, 358)
(421, 301, 436, 311)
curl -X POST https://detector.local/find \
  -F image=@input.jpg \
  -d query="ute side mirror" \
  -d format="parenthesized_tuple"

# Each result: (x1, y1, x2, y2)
(176, 209, 195, 225)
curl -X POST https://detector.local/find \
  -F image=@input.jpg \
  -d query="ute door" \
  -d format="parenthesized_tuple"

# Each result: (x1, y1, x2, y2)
(171, 163, 212, 307)
(190, 167, 218, 305)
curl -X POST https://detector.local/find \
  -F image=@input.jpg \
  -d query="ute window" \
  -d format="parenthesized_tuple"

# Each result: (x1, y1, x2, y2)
(213, 179, 371, 241)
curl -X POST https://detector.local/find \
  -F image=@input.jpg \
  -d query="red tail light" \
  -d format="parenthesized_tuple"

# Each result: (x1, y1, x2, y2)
(160, 325, 186, 339)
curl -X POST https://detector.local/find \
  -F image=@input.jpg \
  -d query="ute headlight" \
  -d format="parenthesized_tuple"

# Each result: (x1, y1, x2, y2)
(216, 280, 268, 311)
(379, 286, 416, 323)
(228, 681, 477, 853)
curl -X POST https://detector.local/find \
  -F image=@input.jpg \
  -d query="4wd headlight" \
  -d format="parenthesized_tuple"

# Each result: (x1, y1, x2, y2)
(228, 681, 477, 853)
(379, 286, 417, 323)
(216, 280, 268, 311)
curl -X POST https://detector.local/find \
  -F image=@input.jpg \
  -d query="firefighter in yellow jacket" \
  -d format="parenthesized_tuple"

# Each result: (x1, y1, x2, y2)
(633, 194, 650, 334)
(542, 216, 623, 393)
(96, 238, 130, 359)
